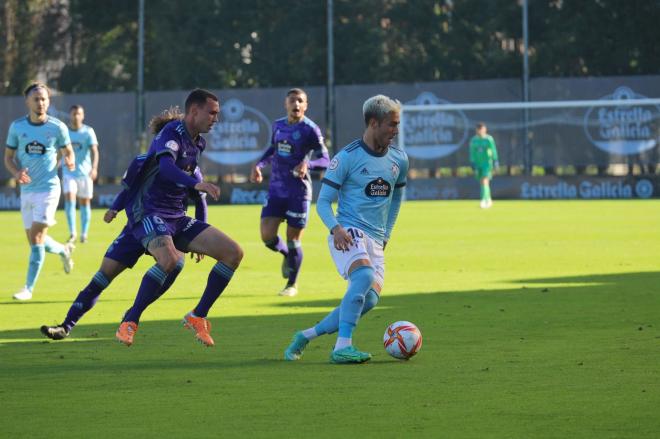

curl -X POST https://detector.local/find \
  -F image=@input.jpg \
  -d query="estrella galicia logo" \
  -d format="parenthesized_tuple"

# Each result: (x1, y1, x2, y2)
(25, 141, 46, 155)
(403, 92, 469, 160)
(365, 177, 391, 197)
(634, 179, 654, 199)
(207, 98, 271, 165)
(72, 142, 83, 151)
(584, 86, 660, 155)
(277, 141, 292, 157)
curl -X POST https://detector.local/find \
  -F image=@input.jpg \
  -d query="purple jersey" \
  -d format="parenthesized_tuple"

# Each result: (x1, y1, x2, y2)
(256, 116, 328, 200)
(126, 120, 204, 224)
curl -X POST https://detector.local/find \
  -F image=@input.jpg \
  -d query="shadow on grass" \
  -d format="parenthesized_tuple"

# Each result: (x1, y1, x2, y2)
(0, 270, 658, 373)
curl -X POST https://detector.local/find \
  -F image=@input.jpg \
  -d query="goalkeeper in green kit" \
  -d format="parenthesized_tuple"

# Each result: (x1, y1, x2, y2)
(469, 122, 498, 208)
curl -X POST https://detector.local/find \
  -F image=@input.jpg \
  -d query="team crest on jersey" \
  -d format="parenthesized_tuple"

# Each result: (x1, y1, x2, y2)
(25, 141, 46, 155)
(391, 163, 400, 178)
(364, 177, 391, 197)
(329, 157, 339, 170)
(165, 140, 179, 152)
(292, 130, 301, 140)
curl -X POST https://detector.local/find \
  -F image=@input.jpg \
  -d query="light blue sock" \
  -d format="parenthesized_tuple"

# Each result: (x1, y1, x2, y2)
(64, 200, 76, 236)
(337, 266, 376, 339)
(314, 288, 379, 336)
(43, 235, 66, 255)
(80, 204, 91, 237)
(26, 244, 46, 292)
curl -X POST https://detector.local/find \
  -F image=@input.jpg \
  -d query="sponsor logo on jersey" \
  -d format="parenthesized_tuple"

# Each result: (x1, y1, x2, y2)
(277, 141, 292, 156)
(329, 157, 339, 170)
(72, 142, 83, 151)
(360, 167, 369, 175)
(25, 141, 46, 155)
(365, 177, 391, 197)
(165, 140, 179, 152)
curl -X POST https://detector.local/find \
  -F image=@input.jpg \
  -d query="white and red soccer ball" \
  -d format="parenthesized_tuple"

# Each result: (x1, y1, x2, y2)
(383, 321, 422, 360)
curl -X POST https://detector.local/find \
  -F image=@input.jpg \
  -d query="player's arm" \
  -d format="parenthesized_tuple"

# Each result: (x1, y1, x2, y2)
(317, 154, 353, 250)
(90, 144, 99, 180)
(489, 136, 499, 167)
(104, 188, 129, 223)
(4, 147, 30, 184)
(158, 154, 219, 200)
(306, 126, 330, 170)
(251, 145, 275, 183)
(384, 157, 409, 248)
(59, 144, 75, 171)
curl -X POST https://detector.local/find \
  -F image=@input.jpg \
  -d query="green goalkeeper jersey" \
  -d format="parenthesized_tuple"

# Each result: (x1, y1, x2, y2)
(469, 134, 498, 168)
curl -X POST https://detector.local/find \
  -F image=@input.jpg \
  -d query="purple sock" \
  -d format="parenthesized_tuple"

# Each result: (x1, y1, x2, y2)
(123, 264, 168, 324)
(265, 236, 288, 256)
(61, 271, 110, 331)
(193, 262, 234, 318)
(286, 240, 303, 285)
(148, 259, 184, 305)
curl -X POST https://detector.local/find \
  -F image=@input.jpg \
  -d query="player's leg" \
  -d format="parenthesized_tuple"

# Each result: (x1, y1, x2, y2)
(278, 198, 310, 297)
(183, 223, 243, 346)
(15, 217, 47, 300)
(41, 257, 127, 340)
(116, 217, 182, 346)
(78, 176, 94, 242)
(261, 197, 290, 278)
(62, 176, 77, 242)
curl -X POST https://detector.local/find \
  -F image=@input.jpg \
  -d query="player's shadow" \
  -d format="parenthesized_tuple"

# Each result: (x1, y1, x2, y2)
(1, 270, 658, 373)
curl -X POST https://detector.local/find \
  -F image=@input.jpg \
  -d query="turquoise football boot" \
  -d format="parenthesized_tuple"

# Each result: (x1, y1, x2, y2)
(284, 331, 309, 361)
(329, 346, 372, 364)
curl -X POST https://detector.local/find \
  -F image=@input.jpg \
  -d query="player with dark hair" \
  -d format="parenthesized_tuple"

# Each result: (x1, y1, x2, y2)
(284, 94, 408, 364)
(4, 82, 76, 300)
(469, 122, 499, 209)
(115, 89, 243, 348)
(62, 104, 99, 243)
(40, 107, 207, 340)
(250, 88, 329, 297)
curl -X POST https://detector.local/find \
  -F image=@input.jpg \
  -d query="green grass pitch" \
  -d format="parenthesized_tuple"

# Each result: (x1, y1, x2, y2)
(1, 200, 659, 438)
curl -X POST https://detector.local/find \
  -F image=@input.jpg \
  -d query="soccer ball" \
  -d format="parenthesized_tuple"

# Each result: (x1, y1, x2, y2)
(383, 321, 422, 360)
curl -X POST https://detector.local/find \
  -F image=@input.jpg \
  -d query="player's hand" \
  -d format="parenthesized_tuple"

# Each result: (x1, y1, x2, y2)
(90, 168, 98, 180)
(104, 209, 118, 223)
(15, 168, 31, 184)
(64, 156, 75, 171)
(190, 252, 205, 263)
(332, 225, 353, 251)
(293, 161, 308, 179)
(194, 181, 221, 201)
(250, 166, 263, 183)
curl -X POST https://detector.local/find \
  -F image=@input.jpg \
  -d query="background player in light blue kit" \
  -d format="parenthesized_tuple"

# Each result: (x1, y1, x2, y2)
(4, 83, 76, 300)
(62, 104, 99, 243)
(250, 88, 329, 297)
(284, 94, 409, 364)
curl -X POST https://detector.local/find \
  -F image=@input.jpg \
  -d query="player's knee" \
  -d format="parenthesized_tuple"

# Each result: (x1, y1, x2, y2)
(223, 242, 244, 269)
(159, 252, 181, 273)
(263, 237, 279, 251)
(349, 265, 376, 291)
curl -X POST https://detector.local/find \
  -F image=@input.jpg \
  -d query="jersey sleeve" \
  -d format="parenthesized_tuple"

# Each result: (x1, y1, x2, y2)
(306, 125, 330, 169)
(5, 122, 18, 149)
(57, 121, 71, 148)
(395, 153, 409, 188)
(489, 136, 499, 162)
(468, 137, 476, 164)
(152, 125, 182, 160)
(321, 151, 350, 189)
(87, 127, 99, 146)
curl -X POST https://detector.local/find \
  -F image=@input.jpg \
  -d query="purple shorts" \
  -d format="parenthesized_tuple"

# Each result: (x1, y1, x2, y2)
(131, 214, 210, 251)
(105, 225, 146, 268)
(261, 195, 311, 229)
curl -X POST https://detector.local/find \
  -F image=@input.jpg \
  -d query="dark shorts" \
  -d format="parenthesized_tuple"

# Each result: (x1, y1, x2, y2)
(261, 195, 311, 229)
(131, 214, 210, 251)
(104, 225, 147, 269)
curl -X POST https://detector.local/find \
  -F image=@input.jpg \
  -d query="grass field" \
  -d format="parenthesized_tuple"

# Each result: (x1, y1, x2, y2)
(1, 200, 659, 438)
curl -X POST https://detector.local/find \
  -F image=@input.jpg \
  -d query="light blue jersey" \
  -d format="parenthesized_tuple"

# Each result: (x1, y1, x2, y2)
(64, 124, 98, 178)
(5, 116, 71, 193)
(321, 139, 408, 243)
